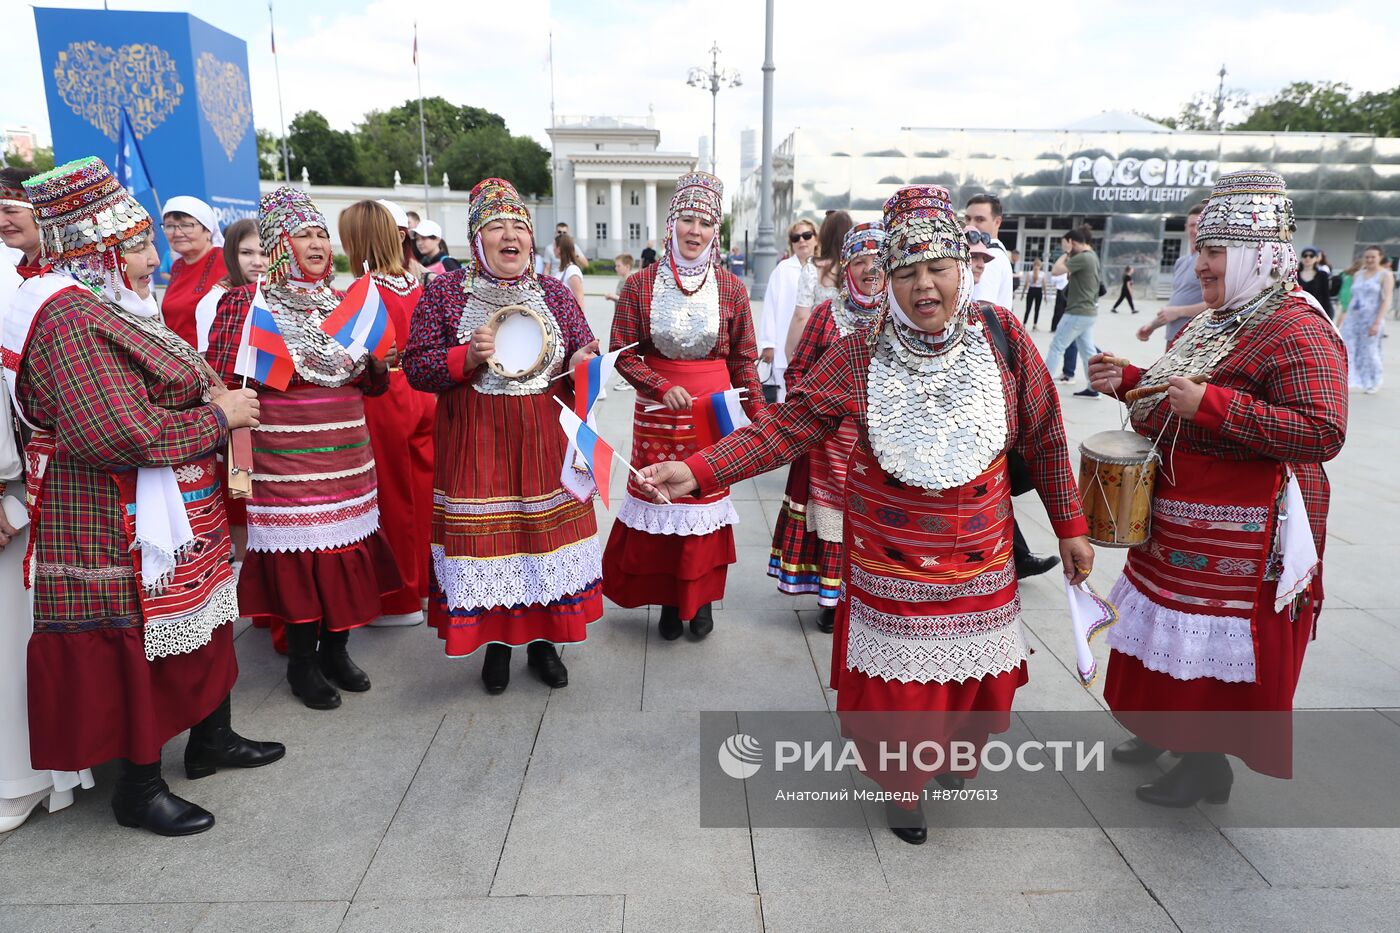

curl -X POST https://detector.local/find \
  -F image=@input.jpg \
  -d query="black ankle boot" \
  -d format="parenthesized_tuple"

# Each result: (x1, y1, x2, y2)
(285, 622, 341, 710)
(817, 606, 836, 634)
(112, 759, 215, 836)
(1112, 736, 1166, 765)
(658, 605, 683, 641)
(885, 800, 927, 845)
(1135, 752, 1233, 808)
(184, 695, 286, 780)
(526, 642, 569, 688)
(319, 627, 371, 692)
(689, 603, 714, 639)
(482, 644, 512, 694)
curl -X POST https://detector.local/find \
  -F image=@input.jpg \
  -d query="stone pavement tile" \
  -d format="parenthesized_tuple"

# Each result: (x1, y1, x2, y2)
(0, 708, 441, 904)
(796, 609, 838, 712)
(490, 710, 756, 896)
(229, 623, 298, 717)
(1021, 889, 1178, 931)
(1292, 622, 1400, 709)
(641, 609, 828, 712)
(1222, 828, 1400, 886)
(1315, 545, 1400, 611)
(621, 892, 763, 932)
(340, 895, 623, 932)
(0, 901, 347, 933)
(750, 827, 887, 893)
(1103, 826, 1268, 893)
(870, 827, 1141, 893)
(724, 544, 801, 612)
(1154, 885, 1400, 933)
(355, 710, 541, 900)
(1326, 608, 1400, 675)
(731, 496, 777, 549)
(558, 604, 647, 711)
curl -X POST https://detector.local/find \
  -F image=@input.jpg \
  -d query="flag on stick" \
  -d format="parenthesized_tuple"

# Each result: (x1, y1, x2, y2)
(690, 389, 752, 447)
(558, 403, 615, 509)
(572, 345, 628, 420)
(234, 281, 296, 390)
(114, 109, 152, 195)
(321, 272, 395, 359)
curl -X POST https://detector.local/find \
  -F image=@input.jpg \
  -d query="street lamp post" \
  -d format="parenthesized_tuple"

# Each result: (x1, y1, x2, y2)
(687, 42, 741, 176)
(749, 0, 778, 299)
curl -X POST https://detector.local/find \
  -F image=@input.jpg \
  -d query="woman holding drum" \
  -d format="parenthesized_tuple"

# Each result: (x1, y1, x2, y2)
(639, 185, 1093, 844)
(404, 178, 602, 695)
(601, 171, 766, 641)
(207, 186, 401, 711)
(1087, 170, 1348, 806)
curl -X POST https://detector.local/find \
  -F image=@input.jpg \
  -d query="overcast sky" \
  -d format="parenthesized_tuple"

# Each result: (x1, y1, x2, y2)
(6, 0, 1399, 191)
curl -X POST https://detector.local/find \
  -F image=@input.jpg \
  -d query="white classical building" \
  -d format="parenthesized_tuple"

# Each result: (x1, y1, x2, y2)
(547, 115, 697, 260)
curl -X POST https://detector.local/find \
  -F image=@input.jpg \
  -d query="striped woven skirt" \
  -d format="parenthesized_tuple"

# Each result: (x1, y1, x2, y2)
(428, 384, 603, 657)
(239, 383, 401, 632)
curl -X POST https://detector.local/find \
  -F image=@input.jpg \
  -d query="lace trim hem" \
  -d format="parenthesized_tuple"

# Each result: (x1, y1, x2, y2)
(142, 581, 238, 661)
(615, 492, 739, 536)
(806, 502, 844, 543)
(246, 506, 380, 553)
(432, 536, 602, 611)
(1105, 575, 1258, 684)
(844, 594, 1027, 685)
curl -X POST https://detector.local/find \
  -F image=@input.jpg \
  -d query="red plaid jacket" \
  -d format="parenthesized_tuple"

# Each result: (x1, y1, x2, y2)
(16, 288, 227, 631)
(783, 299, 841, 394)
(609, 263, 766, 417)
(689, 304, 1088, 538)
(1118, 294, 1347, 555)
(402, 270, 594, 392)
(205, 284, 390, 395)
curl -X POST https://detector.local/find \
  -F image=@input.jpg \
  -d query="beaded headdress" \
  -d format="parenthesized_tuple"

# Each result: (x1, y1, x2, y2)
(259, 185, 329, 284)
(469, 177, 532, 239)
(22, 156, 152, 293)
(665, 171, 724, 270)
(881, 185, 968, 272)
(842, 221, 886, 265)
(0, 173, 31, 209)
(1195, 170, 1295, 248)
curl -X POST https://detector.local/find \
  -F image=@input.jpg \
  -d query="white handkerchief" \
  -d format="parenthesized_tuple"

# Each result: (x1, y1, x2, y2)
(1274, 471, 1319, 613)
(1065, 579, 1119, 688)
(133, 466, 195, 593)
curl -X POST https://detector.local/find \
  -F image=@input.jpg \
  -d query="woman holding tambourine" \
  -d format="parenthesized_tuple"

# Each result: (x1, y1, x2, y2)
(404, 178, 602, 695)
(601, 172, 766, 641)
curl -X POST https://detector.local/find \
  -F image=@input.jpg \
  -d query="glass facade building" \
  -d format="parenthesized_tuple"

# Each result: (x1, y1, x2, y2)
(732, 127, 1400, 292)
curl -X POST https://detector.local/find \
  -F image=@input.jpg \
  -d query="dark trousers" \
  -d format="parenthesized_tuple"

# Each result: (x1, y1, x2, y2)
(1049, 291, 1074, 377)
(1111, 284, 1136, 313)
(1023, 287, 1043, 325)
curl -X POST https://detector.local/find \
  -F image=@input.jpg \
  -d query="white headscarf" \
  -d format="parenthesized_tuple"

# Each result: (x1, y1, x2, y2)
(162, 195, 224, 247)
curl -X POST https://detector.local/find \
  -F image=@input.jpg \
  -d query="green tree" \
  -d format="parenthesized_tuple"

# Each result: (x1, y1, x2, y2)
(1352, 87, 1400, 137)
(5, 145, 55, 173)
(1235, 81, 1363, 133)
(256, 128, 284, 181)
(437, 126, 550, 198)
(286, 110, 362, 186)
(354, 97, 508, 187)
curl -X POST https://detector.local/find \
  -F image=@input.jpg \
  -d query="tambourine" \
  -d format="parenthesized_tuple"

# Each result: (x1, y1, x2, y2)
(484, 304, 556, 380)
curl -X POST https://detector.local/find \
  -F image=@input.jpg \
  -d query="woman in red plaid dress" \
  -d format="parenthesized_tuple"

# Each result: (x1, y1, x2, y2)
(602, 172, 766, 640)
(207, 186, 401, 712)
(639, 185, 1094, 844)
(768, 222, 887, 634)
(1087, 171, 1348, 804)
(5, 158, 282, 836)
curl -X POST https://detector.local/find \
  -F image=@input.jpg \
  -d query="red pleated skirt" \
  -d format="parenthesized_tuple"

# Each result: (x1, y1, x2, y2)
(27, 623, 237, 771)
(240, 530, 402, 631)
(365, 370, 437, 612)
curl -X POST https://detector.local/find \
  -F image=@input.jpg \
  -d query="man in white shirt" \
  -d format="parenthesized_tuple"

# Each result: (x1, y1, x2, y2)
(965, 194, 1013, 309)
(758, 218, 818, 402)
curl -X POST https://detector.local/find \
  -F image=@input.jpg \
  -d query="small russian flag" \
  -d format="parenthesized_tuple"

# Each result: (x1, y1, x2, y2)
(558, 404, 615, 509)
(320, 273, 395, 360)
(573, 347, 622, 420)
(234, 282, 295, 391)
(691, 389, 752, 447)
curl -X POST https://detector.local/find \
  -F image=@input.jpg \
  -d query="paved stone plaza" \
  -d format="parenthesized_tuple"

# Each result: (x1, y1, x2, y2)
(0, 287, 1395, 933)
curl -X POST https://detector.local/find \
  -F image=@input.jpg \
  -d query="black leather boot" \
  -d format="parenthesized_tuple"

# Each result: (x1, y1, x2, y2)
(1135, 752, 1233, 808)
(1112, 736, 1167, 765)
(319, 626, 371, 692)
(658, 605, 683, 641)
(816, 606, 836, 634)
(112, 759, 215, 836)
(689, 603, 714, 639)
(934, 773, 966, 791)
(526, 642, 569, 688)
(285, 622, 341, 710)
(885, 799, 927, 845)
(482, 644, 512, 694)
(184, 694, 286, 780)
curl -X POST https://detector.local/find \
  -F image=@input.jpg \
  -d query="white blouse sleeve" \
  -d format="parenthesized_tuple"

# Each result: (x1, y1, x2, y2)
(795, 260, 817, 308)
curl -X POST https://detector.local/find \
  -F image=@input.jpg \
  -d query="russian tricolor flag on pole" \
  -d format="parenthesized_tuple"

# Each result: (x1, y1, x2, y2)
(572, 346, 625, 420)
(320, 273, 395, 359)
(234, 281, 296, 391)
(558, 403, 615, 509)
(691, 389, 752, 447)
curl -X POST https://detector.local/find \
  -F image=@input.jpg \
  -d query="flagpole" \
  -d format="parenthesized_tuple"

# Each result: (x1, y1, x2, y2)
(548, 341, 639, 382)
(548, 29, 558, 235)
(415, 21, 431, 221)
(240, 277, 261, 389)
(269, 2, 291, 183)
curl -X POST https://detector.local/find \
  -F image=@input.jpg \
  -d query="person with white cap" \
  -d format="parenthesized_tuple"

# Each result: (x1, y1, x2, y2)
(160, 195, 225, 348)
(412, 219, 461, 281)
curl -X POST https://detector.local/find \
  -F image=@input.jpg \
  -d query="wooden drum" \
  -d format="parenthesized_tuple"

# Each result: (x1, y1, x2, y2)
(485, 304, 556, 380)
(1077, 430, 1157, 548)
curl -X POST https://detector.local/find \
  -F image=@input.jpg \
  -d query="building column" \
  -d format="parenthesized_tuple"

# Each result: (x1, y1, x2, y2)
(645, 179, 658, 248)
(574, 179, 588, 251)
(609, 178, 623, 256)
